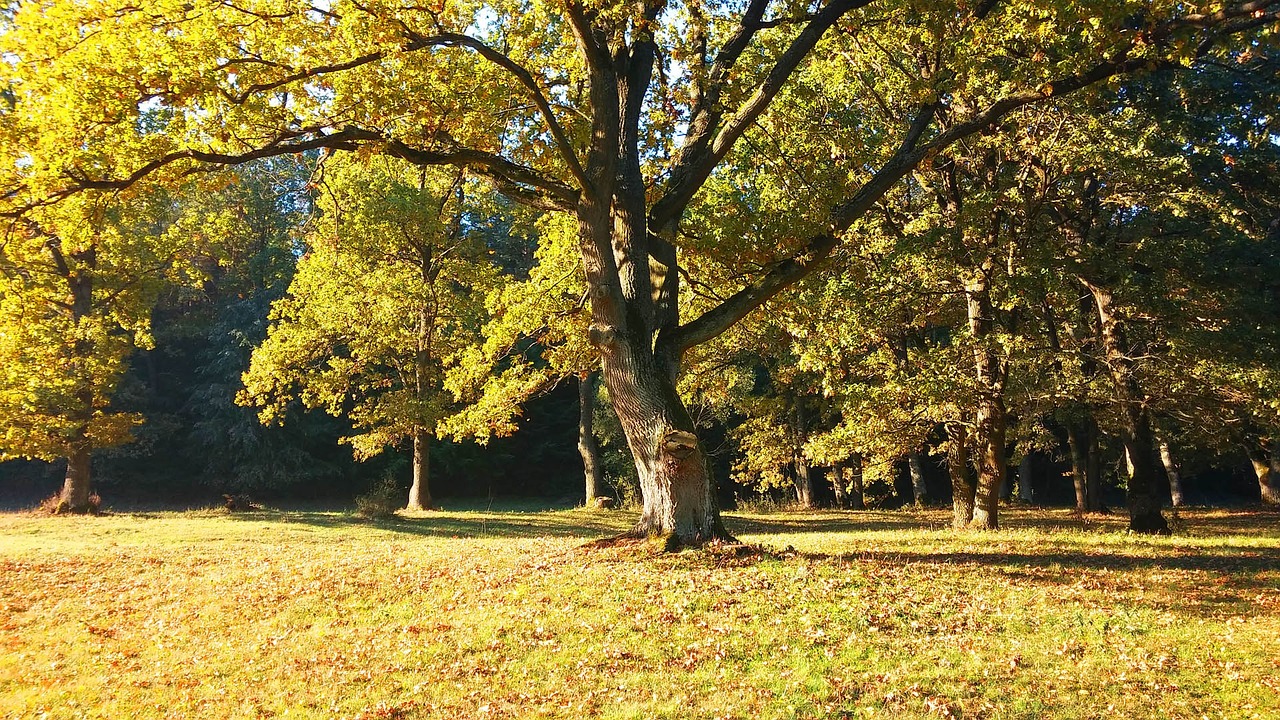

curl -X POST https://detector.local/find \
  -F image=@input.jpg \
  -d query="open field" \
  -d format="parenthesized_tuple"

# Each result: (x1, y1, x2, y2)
(2, 506, 1278, 719)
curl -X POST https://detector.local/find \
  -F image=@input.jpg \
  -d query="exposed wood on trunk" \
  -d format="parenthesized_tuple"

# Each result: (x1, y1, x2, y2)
(1246, 443, 1280, 505)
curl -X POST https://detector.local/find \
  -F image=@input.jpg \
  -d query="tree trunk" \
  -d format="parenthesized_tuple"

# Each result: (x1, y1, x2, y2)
(58, 263, 96, 514)
(831, 462, 848, 509)
(406, 427, 431, 511)
(578, 371, 606, 505)
(1084, 280, 1167, 534)
(1158, 441, 1184, 508)
(794, 457, 814, 508)
(1067, 421, 1090, 513)
(599, 334, 726, 544)
(847, 454, 866, 510)
(792, 403, 813, 509)
(1017, 452, 1035, 504)
(1246, 444, 1280, 505)
(59, 442, 93, 513)
(947, 423, 975, 528)
(966, 274, 1007, 530)
(908, 451, 927, 507)
(1086, 417, 1104, 512)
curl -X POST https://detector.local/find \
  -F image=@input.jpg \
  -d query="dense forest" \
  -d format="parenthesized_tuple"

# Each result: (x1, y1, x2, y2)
(1, 0, 1278, 541)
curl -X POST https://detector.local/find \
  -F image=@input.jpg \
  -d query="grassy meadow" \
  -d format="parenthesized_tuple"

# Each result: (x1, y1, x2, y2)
(1, 504, 1278, 719)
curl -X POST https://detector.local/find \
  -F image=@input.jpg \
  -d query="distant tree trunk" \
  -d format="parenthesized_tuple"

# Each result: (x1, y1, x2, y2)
(60, 442, 93, 512)
(1083, 280, 1167, 534)
(794, 459, 814, 508)
(1246, 444, 1280, 505)
(847, 454, 866, 510)
(1017, 452, 1035, 504)
(908, 451, 928, 507)
(831, 462, 848, 509)
(1067, 421, 1090, 513)
(59, 263, 96, 513)
(1158, 441, 1184, 508)
(578, 371, 606, 505)
(1086, 418, 1104, 512)
(792, 403, 814, 509)
(947, 423, 975, 528)
(966, 274, 1008, 530)
(406, 427, 431, 511)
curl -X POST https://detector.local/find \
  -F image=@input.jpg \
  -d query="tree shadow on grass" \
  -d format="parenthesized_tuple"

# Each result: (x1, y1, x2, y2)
(725, 506, 1280, 538)
(222, 507, 637, 540)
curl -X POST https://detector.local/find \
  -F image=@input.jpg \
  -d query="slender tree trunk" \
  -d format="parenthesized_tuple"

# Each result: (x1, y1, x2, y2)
(1084, 280, 1167, 534)
(406, 427, 431, 511)
(1067, 421, 1090, 513)
(793, 404, 813, 508)
(1017, 452, 1035, 504)
(578, 371, 606, 505)
(947, 423, 975, 528)
(908, 451, 928, 507)
(831, 462, 848, 509)
(1086, 417, 1104, 512)
(847, 454, 866, 510)
(1247, 444, 1280, 505)
(58, 265, 96, 513)
(1158, 441, 1184, 508)
(966, 274, 1007, 529)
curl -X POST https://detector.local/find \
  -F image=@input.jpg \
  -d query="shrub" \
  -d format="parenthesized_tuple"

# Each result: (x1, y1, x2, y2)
(354, 475, 401, 520)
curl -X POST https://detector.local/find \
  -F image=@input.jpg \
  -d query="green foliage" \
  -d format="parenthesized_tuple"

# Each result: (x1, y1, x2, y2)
(239, 156, 499, 461)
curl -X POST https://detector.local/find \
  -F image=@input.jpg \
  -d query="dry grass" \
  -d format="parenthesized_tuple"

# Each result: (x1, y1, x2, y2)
(1, 505, 1277, 719)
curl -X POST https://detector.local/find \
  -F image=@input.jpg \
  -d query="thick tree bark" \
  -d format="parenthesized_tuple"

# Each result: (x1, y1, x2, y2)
(1067, 421, 1090, 513)
(966, 274, 1008, 530)
(794, 458, 814, 508)
(60, 442, 93, 513)
(1158, 441, 1184, 508)
(1246, 444, 1280, 505)
(578, 371, 606, 505)
(1017, 452, 1035, 504)
(831, 462, 848, 509)
(908, 451, 928, 507)
(1084, 281, 1168, 534)
(597, 320, 726, 542)
(947, 423, 975, 528)
(406, 427, 431, 511)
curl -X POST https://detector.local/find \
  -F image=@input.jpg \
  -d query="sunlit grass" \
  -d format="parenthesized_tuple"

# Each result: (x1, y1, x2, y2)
(2, 505, 1277, 719)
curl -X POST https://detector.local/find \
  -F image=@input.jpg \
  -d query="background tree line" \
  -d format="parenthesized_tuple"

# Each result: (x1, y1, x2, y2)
(1, 1, 1278, 539)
